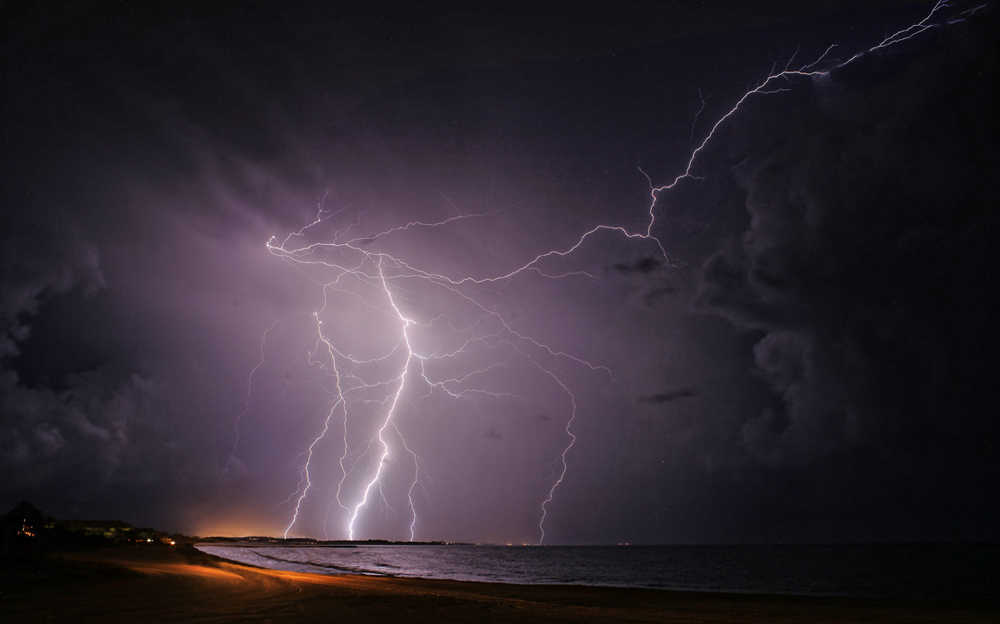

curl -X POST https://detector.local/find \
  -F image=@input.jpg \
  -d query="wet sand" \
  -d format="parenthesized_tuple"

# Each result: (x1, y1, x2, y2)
(2, 544, 996, 623)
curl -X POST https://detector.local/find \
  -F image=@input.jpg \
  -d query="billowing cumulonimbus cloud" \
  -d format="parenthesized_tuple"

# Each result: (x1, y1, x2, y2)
(0, 223, 105, 359)
(695, 16, 999, 467)
(0, 368, 163, 486)
(0, 218, 174, 515)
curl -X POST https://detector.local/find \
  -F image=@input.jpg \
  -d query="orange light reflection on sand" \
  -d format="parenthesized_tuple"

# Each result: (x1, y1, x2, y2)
(131, 562, 246, 581)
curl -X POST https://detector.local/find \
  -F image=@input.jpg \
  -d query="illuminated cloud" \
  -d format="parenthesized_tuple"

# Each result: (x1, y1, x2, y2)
(1, 1, 996, 545)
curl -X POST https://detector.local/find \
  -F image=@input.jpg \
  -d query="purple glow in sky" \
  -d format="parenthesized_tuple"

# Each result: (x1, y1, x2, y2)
(3, 1, 998, 544)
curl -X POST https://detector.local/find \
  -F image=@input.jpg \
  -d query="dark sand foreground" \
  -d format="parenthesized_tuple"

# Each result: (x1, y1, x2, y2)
(2, 545, 996, 623)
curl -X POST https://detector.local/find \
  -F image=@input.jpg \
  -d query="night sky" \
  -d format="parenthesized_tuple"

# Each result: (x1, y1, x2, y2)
(3, 1, 998, 544)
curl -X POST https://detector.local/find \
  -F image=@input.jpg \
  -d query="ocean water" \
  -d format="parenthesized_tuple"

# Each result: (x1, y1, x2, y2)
(195, 543, 999, 603)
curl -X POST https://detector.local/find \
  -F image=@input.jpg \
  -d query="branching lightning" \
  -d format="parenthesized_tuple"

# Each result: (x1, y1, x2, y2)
(227, 0, 983, 543)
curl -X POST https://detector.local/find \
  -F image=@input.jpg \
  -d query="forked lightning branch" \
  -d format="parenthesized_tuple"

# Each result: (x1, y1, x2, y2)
(224, 0, 984, 543)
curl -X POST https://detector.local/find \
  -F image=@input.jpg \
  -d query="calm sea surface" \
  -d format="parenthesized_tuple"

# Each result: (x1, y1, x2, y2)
(195, 543, 999, 602)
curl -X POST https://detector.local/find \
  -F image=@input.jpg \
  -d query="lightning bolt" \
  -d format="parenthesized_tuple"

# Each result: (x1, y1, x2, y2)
(221, 319, 281, 483)
(345, 256, 415, 540)
(229, 0, 984, 543)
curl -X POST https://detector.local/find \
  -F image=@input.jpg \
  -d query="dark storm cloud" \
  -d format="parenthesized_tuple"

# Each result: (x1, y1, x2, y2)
(0, 223, 105, 359)
(0, 214, 156, 515)
(637, 388, 698, 404)
(0, 1, 311, 527)
(610, 257, 678, 309)
(0, 206, 195, 525)
(2, 0, 996, 545)
(0, 366, 169, 484)
(694, 4, 1000, 519)
(0, 219, 173, 515)
(611, 256, 664, 274)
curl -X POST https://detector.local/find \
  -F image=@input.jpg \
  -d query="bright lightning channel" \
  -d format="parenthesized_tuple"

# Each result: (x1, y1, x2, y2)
(229, 0, 982, 544)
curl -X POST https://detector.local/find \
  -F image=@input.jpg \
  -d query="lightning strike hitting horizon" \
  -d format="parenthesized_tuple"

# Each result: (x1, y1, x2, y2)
(226, 0, 983, 543)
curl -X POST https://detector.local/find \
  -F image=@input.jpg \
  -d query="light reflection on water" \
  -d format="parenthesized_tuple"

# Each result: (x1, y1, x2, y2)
(195, 543, 999, 602)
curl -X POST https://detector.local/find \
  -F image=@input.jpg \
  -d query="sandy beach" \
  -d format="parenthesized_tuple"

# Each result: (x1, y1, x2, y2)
(2, 544, 996, 623)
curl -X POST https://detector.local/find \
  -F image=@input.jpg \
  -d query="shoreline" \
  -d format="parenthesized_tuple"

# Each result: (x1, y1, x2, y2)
(2, 544, 996, 623)
(193, 541, 1000, 602)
